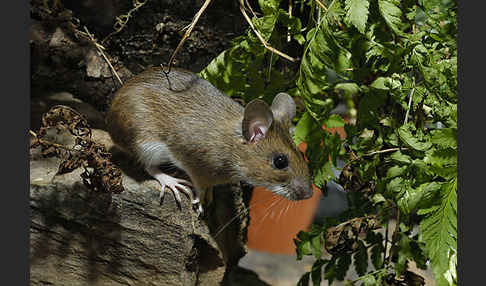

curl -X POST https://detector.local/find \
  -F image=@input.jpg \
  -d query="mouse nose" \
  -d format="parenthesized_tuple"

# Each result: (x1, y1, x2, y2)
(293, 179, 313, 200)
(297, 188, 313, 200)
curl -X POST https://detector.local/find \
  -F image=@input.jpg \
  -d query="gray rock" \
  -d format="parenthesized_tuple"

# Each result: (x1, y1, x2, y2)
(29, 129, 256, 285)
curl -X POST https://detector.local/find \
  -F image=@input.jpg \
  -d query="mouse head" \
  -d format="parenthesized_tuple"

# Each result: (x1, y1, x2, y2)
(238, 93, 313, 201)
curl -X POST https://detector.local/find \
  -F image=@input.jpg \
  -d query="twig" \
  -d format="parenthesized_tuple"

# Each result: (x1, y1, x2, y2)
(267, 52, 274, 81)
(342, 147, 409, 171)
(244, 0, 258, 18)
(384, 221, 389, 264)
(404, 82, 415, 124)
(387, 207, 401, 264)
(101, 0, 148, 44)
(30, 130, 73, 151)
(239, 0, 296, 62)
(83, 27, 123, 86)
(165, 0, 212, 73)
(287, 0, 292, 42)
(314, 0, 328, 12)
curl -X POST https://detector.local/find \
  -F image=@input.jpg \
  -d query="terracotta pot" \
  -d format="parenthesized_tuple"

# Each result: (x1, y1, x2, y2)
(246, 185, 322, 254)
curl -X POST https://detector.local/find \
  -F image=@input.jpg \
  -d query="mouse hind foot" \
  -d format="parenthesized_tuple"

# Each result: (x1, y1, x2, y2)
(146, 166, 203, 216)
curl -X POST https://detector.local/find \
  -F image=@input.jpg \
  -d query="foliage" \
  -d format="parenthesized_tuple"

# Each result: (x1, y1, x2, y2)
(200, 0, 457, 285)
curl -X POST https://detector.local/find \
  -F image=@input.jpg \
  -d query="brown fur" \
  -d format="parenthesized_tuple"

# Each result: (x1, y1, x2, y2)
(106, 67, 313, 201)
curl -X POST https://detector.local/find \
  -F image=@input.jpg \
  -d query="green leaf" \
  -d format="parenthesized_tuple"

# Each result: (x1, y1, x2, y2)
(444, 251, 457, 285)
(394, 233, 422, 275)
(313, 161, 334, 188)
(293, 112, 318, 145)
(311, 259, 326, 285)
(372, 193, 386, 205)
(386, 165, 407, 179)
(371, 244, 384, 269)
(336, 254, 352, 281)
(200, 48, 246, 97)
(362, 274, 377, 286)
(354, 241, 368, 276)
(370, 76, 401, 90)
(370, 77, 389, 90)
(386, 177, 408, 197)
(398, 182, 441, 214)
(253, 14, 278, 41)
(424, 148, 457, 167)
(324, 114, 346, 128)
(431, 128, 457, 149)
(297, 272, 310, 286)
(390, 150, 412, 164)
(311, 234, 323, 259)
(335, 82, 360, 97)
(397, 124, 432, 151)
(295, 231, 314, 260)
(258, 0, 280, 14)
(326, 0, 345, 24)
(345, 0, 370, 34)
(378, 0, 403, 35)
(324, 257, 338, 285)
(419, 177, 457, 286)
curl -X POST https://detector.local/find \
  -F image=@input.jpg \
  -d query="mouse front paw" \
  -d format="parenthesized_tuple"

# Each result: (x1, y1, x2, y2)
(147, 170, 203, 215)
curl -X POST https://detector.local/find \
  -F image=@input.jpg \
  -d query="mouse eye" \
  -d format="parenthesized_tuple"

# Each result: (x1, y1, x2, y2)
(273, 154, 289, 169)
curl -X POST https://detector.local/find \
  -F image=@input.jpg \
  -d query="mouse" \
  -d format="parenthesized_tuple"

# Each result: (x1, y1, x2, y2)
(106, 67, 313, 215)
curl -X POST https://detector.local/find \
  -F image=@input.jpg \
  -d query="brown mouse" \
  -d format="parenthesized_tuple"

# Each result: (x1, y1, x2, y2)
(106, 67, 313, 215)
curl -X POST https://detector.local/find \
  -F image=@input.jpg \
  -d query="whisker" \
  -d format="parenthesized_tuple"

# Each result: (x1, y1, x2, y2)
(254, 196, 285, 233)
(214, 188, 285, 237)
(261, 196, 285, 223)
(214, 204, 252, 237)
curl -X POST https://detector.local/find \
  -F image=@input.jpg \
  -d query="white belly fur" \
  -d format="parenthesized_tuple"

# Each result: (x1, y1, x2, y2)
(137, 141, 183, 169)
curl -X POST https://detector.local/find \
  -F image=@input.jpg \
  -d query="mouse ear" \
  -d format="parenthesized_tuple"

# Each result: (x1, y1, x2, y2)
(243, 99, 273, 143)
(271, 93, 296, 124)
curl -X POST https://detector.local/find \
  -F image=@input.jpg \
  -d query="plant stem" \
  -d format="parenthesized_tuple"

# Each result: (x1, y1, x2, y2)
(387, 206, 401, 265)
(342, 148, 408, 171)
(404, 78, 416, 124)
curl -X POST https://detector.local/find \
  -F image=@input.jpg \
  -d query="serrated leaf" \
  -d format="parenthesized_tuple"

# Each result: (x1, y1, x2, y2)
(313, 161, 334, 188)
(335, 254, 352, 281)
(311, 259, 326, 285)
(431, 128, 457, 149)
(326, 0, 345, 23)
(444, 251, 457, 285)
(323, 262, 335, 285)
(419, 178, 457, 286)
(297, 272, 310, 286)
(398, 182, 441, 214)
(345, 0, 370, 33)
(424, 148, 457, 167)
(354, 241, 368, 276)
(297, 11, 351, 103)
(378, 0, 403, 35)
(395, 234, 411, 275)
(371, 244, 384, 269)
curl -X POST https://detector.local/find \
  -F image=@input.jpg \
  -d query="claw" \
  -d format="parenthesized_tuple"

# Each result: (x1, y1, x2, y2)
(146, 168, 203, 215)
